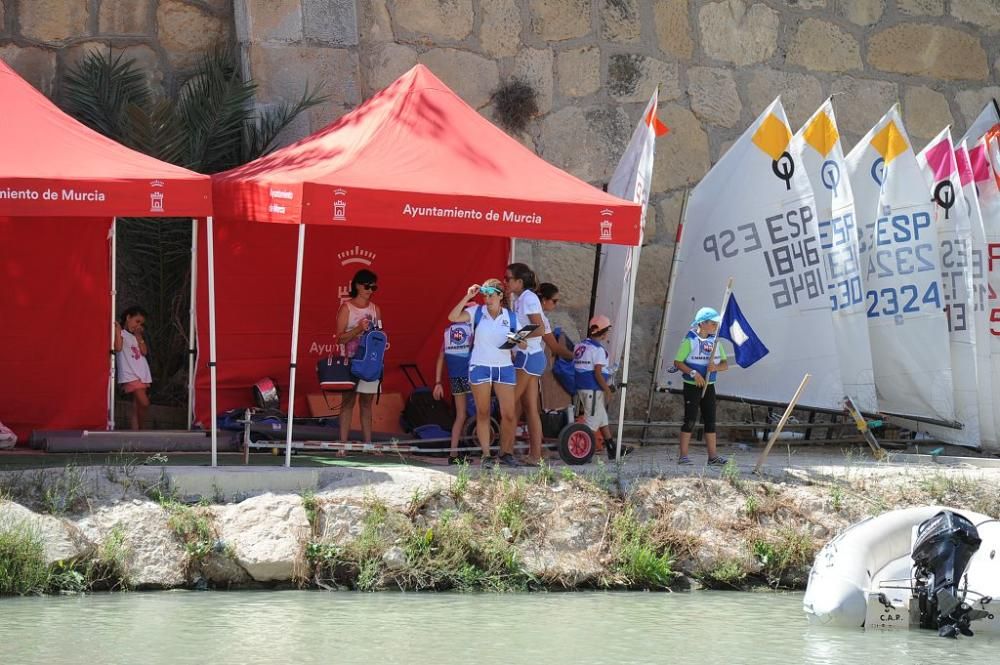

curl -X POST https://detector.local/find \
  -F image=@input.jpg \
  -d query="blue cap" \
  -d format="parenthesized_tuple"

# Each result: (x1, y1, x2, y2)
(691, 307, 721, 327)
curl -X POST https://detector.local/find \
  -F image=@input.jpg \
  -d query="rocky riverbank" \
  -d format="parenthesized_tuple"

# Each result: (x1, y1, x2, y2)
(2, 451, 999, 595)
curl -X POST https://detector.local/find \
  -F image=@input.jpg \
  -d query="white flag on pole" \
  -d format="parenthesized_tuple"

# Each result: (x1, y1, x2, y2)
(594, 88, 663, 374)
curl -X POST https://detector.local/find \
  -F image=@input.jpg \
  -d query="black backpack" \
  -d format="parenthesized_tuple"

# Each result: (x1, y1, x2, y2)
(399, 364, 454, 435)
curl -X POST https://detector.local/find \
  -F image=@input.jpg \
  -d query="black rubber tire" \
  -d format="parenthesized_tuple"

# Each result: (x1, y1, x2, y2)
(558, 423, 596, 465)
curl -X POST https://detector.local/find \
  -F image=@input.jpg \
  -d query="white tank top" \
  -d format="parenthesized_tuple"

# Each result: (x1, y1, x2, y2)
(116, 329, 152, 384)
(343, 301, 377, 356)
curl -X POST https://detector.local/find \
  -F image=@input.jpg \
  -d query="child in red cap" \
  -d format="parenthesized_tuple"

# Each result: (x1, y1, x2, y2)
(573, 315, 633, 460)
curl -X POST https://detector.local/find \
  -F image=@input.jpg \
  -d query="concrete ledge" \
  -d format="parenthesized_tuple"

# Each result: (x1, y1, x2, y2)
(164, 467, 322, 502)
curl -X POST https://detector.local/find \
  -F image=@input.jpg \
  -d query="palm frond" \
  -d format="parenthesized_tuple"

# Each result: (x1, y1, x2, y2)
(62, 49, 150, 148)
(244, 80, 328, 160)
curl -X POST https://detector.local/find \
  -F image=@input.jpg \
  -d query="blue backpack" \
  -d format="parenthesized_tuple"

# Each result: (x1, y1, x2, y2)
(351, 326, 388, 382)
(551, 326, 577, 396)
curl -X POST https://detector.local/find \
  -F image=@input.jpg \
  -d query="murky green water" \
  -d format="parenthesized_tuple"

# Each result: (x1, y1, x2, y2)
(0, 591, 996, 664)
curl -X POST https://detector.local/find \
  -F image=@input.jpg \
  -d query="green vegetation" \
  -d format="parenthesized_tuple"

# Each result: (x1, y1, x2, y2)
(603, 505, 673, 590)
(0, 519, 50, 595)
(164, 501, 215, 560)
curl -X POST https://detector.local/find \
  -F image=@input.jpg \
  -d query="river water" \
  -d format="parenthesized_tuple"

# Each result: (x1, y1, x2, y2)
(1, 591, 996, 664)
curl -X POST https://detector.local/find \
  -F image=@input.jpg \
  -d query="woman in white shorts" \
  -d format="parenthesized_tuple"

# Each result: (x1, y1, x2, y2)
(506, 263, 546, 465)
(448, 278, 524, 468)
(336, 268, 382, 446)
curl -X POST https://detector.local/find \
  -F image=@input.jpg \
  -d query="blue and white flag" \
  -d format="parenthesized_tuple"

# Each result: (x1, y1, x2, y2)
(719, 294, 769, 368)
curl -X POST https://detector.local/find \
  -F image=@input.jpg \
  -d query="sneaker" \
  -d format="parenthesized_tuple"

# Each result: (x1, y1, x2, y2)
(707, 455, 728, 466)
(481, 455, 497, 469)
(498, 453, 521, 467)
(677, 455, 692, 465)
(605, 440, 634, 460)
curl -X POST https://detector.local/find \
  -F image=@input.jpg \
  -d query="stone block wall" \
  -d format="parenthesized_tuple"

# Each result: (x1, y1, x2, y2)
(0, 0, 233, 100)
(6, 0, 1000, 424)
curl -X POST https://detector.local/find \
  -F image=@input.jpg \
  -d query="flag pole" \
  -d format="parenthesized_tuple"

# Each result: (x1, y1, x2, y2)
(613, 243, 640, 462)
(642, 188, 689, 439)
(701, 277, 734, 398)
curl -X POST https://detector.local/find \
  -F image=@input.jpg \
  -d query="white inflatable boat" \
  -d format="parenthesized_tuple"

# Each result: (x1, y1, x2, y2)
(803, 506, 1000, 637)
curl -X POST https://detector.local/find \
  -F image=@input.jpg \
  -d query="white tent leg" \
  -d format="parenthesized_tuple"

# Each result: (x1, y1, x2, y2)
(108, 217, 118, 431)
(207, 216, 219, 468)
(613, 245, 640, 462)
(285, 223, 307, 468)
(187, 218, 198, 430)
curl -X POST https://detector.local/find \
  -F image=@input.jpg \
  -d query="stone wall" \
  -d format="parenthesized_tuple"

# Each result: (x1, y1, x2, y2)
(6, 0, 1000, 423)
(0, 0, 234, 100)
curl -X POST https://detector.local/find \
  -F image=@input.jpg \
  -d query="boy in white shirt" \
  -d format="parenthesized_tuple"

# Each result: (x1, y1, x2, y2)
(573, 315, 633, 460)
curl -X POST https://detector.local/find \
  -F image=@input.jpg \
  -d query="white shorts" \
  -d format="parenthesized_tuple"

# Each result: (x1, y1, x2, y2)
(356, 379, 380, 394)
(575, 390, 608, 430)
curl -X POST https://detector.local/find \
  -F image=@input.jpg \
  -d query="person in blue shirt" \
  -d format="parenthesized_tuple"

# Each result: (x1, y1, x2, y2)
(573, 315, 633, 460)
(673, 307, 729, 466)
(434, 316, 473, 465)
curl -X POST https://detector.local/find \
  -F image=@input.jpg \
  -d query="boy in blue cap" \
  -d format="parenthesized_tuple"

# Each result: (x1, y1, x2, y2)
(673, 307, 729, 466)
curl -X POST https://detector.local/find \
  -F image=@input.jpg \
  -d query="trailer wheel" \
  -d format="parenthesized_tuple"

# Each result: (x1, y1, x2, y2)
(463, 416, 500, 454)
(558, 423, 595, 465)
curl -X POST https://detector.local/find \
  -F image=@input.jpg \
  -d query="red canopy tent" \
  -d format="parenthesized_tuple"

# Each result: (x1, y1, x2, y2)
(202, 64, 641, 465)
(0, 60, 212, 442)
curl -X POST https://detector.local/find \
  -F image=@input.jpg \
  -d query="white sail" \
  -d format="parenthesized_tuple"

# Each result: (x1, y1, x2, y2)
(973, 134, 1000, 447)
(656, 98, 846, 409)
(597, 88, 659, 373)
(844, 108, 955, 423)
(897, 129, 980, 448)
(792, 100, 877, 413)
(956, 142, 997, 451)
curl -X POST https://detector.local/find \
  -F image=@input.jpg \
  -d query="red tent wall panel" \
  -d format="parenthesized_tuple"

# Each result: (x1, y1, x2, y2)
(194, 219, 509, 424)
(0, 216, 110, 441)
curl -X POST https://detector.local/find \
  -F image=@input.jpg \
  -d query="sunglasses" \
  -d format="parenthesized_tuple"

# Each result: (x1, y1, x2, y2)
(359, 283, 378, 292)
(479, 286, 502, 296)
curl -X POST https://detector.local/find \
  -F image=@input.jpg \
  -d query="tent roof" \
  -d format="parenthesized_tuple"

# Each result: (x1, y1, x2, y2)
(0, 60, 211, 217)
(212, 65, 640, 245)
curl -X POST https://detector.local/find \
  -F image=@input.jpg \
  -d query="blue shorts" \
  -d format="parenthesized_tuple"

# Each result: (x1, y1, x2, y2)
(513, 350, 546, 377)
(469, 365, 516, 386)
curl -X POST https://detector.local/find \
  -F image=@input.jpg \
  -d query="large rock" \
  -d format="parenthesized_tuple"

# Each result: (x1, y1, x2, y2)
(249, 45, 361, 134)
(316, 501, 366, 543)
(0, 45, 57, 96)
(656, 191, 685, 245)
(698, 1, 779, 66)
(868, 24, 988, 81)
(19, 0, 88, 42)
(236, 0, 302, 43)
(836, 0, 884, 25)
(157, 0, 227, 69)
(99, 0, 154, 35)
(744, 69, 824, 131)
(480, 0, 522, 58)
(688, 67, 740, 128)
(654, 0, 694, 60)
(418, 48, 499, 108)
(903, 86, 954, 141)
(213, 494, 309, 582)
(635, 244, 672, 308)
(955, 87, 1000, 133)
(533, 241, 601, 309)
(786, 18, 861, 73)
(651, 104, 710, 192)
(608, 54, 679, 104)
(0, 501, 93, 565)
(829, 76, 898, 137)
(513, 48, 554, 115)
(557, 47, 600, 98)
(951, 0, 1000, 33)
(540, 105, 632, 183)
(357, 0, 393, 43)
(76, 502, 188, 588)
(362, 42, 417, 95)
(516, 486, 607, 585)
(394, 0, 473, 41)
(303, 0, 358, 45)
(527, 0, 592, 41)
(600, 0, 641, 43)
(898, 0, 944, 15)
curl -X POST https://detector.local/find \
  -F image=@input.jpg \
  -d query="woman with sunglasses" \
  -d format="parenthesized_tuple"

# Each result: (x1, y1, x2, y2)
(506, 263, 547, 465)
(537, 283, 574, 362)
(448, 278, 524, 469)
(335, 268, 382, 448)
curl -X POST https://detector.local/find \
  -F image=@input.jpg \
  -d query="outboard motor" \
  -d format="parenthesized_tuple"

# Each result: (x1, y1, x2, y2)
(911, 510, 984, 638)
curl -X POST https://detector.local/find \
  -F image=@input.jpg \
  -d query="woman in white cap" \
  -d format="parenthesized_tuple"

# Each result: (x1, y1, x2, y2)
(672, 307, 729, 465)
